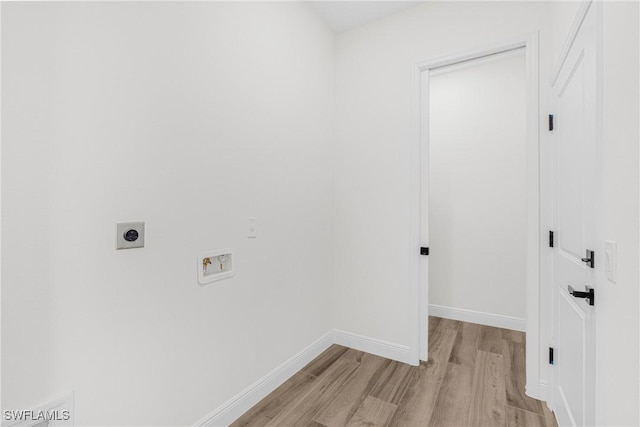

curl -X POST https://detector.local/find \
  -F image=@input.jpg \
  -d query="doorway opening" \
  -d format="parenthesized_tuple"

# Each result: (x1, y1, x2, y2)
(410, 33, 542, 399)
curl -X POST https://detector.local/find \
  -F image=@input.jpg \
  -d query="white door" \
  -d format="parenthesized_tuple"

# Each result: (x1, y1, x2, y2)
(551, 4, 597, 427)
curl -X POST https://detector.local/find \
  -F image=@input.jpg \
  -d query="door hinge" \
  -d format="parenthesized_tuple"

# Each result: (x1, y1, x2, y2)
(420, 247, 429, 256)
(549, 230, 555, 248)
(548, 114, 554, 131)
(549, 347, 555, 365)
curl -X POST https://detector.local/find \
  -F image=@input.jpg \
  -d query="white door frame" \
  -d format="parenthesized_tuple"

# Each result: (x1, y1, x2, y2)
(409, 32, 542, 399)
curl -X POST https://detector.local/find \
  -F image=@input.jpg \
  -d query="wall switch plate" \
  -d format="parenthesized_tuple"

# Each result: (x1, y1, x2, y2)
(116, 221, 145, 250)
(248, 217, 257, 238)
(604, 240, 617, 283)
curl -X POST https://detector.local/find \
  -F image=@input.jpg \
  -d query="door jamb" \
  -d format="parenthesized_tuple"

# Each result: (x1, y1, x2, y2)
(409, 32, 542, 399)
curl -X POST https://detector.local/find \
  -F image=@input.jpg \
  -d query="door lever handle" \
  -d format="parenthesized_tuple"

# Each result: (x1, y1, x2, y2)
(568, 285, 595, 306)
(581, 249, 595, 268)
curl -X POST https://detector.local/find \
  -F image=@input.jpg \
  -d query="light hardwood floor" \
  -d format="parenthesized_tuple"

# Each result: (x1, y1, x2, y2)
(232, 317, 558, 427)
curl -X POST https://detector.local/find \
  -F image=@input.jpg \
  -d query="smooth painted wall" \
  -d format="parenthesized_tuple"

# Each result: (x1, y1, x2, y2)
(1, 3, 334, 425)
(596, 2, 638, 425)
(428, 51, 527, 320)
(333, 0, 553, 383)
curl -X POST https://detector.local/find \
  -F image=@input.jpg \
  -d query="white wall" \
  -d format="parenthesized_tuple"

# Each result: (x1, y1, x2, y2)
(428, 51, 527, 321)
(596, 2, 639, 425)
(333, 0, 553, 381)
(1, 3, 334, 425)
(596, 2, 640, 426)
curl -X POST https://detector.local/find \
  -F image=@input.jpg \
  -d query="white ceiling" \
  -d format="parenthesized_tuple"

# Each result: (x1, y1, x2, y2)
(309, 1, 424, 33)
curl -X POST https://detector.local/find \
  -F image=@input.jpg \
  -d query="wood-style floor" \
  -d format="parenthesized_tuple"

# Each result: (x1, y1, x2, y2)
(232, 317, 558, 427)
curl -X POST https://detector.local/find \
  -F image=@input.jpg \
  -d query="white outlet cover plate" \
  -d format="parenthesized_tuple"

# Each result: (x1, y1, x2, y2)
(198, 248, 235, 285)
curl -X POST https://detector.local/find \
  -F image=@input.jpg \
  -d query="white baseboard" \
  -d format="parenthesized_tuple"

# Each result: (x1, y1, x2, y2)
(526, 379, 548, 402)
(193, 329, 411, 427)
(332, 329, 412, 365)
(193, 331, 334, 427)
(429, 304, 526, 332)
